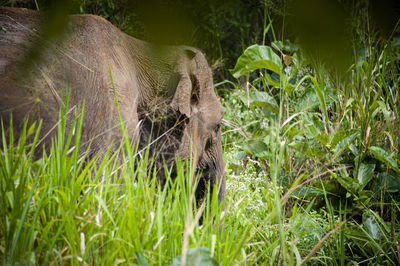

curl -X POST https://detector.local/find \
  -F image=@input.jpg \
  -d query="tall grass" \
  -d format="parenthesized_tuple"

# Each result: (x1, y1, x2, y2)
(0, 101, 250, 265)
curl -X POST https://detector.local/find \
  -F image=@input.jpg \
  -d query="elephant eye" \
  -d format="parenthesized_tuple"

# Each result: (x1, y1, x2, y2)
(214, 122, 221, 133)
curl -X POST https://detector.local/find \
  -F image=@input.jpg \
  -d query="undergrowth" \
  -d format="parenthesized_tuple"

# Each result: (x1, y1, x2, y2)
(218, 1, 400, 264)
(2, 1, 400, 265)
(0, 104, 248, 265)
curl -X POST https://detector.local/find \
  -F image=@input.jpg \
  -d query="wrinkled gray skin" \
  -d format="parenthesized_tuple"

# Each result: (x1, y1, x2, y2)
(0, 7, 225, 202)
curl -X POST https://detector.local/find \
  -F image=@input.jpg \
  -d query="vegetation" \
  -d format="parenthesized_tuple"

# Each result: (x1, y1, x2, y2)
(1, 102, 249, 265)
(2, 0, 400, 265)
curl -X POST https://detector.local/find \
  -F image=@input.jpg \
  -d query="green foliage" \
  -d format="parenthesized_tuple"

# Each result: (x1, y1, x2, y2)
(0, 108, 249, 265)
(229, 36, 400, 200)
(231, 45, 282, 78)
(221, 4, 400, 261)
(3, 0, 400, 264)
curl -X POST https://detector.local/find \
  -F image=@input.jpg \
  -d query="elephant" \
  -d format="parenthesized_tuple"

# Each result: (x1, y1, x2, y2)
(0, 7, 226, 203)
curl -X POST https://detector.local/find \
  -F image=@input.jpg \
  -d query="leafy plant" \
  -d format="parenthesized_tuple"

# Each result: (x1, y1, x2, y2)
(224, 10, 400, 261)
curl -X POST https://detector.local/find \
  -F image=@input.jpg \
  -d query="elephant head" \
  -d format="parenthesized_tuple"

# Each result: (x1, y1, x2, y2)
(137, 47, 226, 203)
(172, 48, 225, 203)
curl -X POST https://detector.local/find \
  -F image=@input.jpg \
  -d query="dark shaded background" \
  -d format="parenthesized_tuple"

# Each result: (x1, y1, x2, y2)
(2, 0, 399, 80)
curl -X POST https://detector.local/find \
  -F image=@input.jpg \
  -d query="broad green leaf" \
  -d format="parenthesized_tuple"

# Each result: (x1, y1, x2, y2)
(349, 143, 359, 157)
(330, 129, 359, 148)
(238, 88, 279, 114)
(231, 45, 282, 78)
(333, 131, 359, 157)
(267, 72, 281, 86)
(271, 40, 299, 53)
(363, 213, 381, 240)
(369, 146, 399, 172)
(170, 247, 219, 266)
(357, 162, 375, 189)
(374, 172, 400, 193)
(315, 132, 329, 146)
(241, 139, 269, 159)
(295, 88, 319, 113)
(291, 186, 324, 198)
(249, 89, 279, 113)
(302, 113, 324, 139)
(264, 75, 281, 88)
(334, 174, 359, 194)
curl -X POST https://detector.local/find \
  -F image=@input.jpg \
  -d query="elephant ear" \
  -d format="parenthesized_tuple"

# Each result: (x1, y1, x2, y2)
(170, 49, 197, 118)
